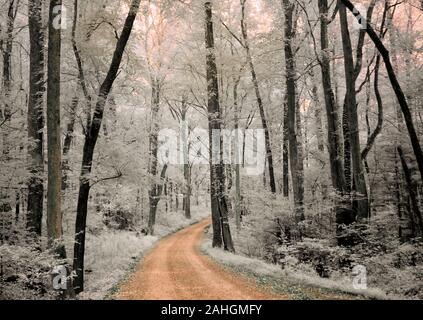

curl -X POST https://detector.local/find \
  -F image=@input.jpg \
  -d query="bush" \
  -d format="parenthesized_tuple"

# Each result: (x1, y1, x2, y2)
(0, 244, 60, 300)
(102, 202, 135, 230)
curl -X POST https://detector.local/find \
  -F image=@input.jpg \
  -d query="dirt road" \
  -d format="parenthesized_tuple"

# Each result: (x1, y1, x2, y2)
(117, 219, 287, 300)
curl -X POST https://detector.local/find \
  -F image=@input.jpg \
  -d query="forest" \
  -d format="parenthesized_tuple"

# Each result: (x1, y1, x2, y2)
(0, 0, 422, 300)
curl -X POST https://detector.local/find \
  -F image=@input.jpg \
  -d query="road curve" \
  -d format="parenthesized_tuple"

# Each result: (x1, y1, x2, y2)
(116, 218, 287, 300)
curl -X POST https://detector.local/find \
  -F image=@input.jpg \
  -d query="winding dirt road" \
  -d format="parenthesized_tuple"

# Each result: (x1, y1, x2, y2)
(117, 219, 286, 300)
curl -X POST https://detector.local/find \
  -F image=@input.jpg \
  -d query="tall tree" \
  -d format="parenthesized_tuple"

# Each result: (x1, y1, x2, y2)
(27, 0, 45, 238)
(317, 0, 355, 245)
(73, 0, 141, 293)
(181, 100, 192, 220)
(147, 77, 165, 234)
(205, 1, 235, 252)
(283, 0, 305, 221)
(46, 0, 65, 256)
(0, 0, 18, 241)
(339, 0, 369, 220)
(341, 0, 423, 187)
(240, 0, 277, 194)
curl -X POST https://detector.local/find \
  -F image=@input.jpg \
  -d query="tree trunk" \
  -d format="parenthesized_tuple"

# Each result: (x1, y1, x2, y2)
(398, 147, 423, 238)
(148, 165, 168, 234)
(240, 0, 276, 194)
(339, 1, 369, 221)
(0, 0, 17, 241)
(233, 75, 242, 230)
(181, 102, 191, 219)
(282, 101, 289, 198)
(205, 2, 235, 252)
(318, 0, 355, 245)
(27, 0, 45, 238)
(72, 0, 141, 294)
(283, 0, 305, 221)
(341, 0, 423, 185)
(46, 0, 65, 256)
(147, 78, 162, 233)
(62, 97, 78, 190)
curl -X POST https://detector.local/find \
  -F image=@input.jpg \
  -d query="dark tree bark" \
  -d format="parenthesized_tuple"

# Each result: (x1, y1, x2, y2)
(361, 1, 388, 161)
(27, 0, 45, 238)
(282, 101, 289, 198)
(398, 147, 423, 237)
(318, 0, 355, 245)
(46, 0, 65, 256)
(339, 1, 369, 220)
(283, 0, 305, 221)
(240, 0, 276, 194)
(72, 0, 141, 294)
(205, 2, 235, 252)
(62, 97, 78, 190)
(341, 0, 423, 185)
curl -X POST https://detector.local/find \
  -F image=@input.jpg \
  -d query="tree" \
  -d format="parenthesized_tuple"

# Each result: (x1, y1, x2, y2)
(73, 0, 141, 293)
(27, 0, 45, 238)
(181, 100, 192, 220)
(0, 0, 18, 242)
(340, 0, 423, 186)
(147, 77, 165, 234)
(240, 0, 277, 194)
(46, 0, 65, 256)
(339, 1, 369, 220)
(283, 0, 305, 221)
(204, 1, 235, 252)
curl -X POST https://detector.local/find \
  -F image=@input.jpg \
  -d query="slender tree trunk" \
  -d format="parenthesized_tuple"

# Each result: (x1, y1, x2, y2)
(240, 0, 276, 193)
(398, 147, 423, 237)
(148, 164, 168, 234)
(27, 0, 45, 238)
(283, 0, 304, 221)
(205, 2, 235, 252)
(309, 69, 325, 154)
(339, 1, 369, 220)
(71, 0, 91, 129)
(341, 0, 423, 185)
(147, 78, 161, 234)
(73, 0, 141, 293)
(0, 0, 17, 240)
(62, 97, 78, 190)
(318, 0, 355, 245)
(181, 102, 191, 219)
(282, 101, 289, 198)
(233, 76, 242, 230)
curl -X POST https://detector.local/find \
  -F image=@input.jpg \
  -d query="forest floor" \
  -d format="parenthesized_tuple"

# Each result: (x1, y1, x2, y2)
(115, 219, 368, 300)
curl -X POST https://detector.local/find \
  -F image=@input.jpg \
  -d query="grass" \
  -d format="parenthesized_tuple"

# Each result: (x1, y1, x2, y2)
(201, 240, 392, 300)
